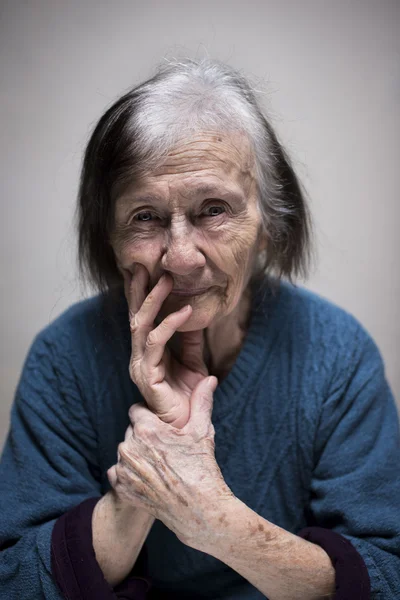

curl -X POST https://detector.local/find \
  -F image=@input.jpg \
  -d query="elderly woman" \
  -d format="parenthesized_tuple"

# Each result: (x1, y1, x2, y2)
(0, 59, 399, 600)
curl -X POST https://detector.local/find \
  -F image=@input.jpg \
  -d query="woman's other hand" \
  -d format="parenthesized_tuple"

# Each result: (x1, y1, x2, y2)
(124, 264, 210, 428)
(107, 375, 233, 548)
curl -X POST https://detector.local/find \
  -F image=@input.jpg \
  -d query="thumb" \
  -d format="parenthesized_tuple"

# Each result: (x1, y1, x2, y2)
(189, 376, 218, 425)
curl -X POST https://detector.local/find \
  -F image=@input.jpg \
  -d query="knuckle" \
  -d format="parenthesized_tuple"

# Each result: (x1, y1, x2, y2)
(117, 441, 125, 457)
(161, 315, 176, 329)
(128, 359, 139, 382)
(134, 421, 154, 439)
(129, 402, 145, 422)
(128, 357, 135, 374)
(115, 462, 127, 483)
(145, 331, 158, 349)
(124, 425, 133, 442)
(143, 291, 156, 307)
(129, 317, 139, 335)
(128, 404, 136, 422)
(131, 484, 146, 500)
(128, 404, 136, 421)
(118, 442, 131, 463)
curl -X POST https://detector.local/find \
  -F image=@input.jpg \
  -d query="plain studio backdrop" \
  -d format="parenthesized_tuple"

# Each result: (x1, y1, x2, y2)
(1, 1, 399, 449)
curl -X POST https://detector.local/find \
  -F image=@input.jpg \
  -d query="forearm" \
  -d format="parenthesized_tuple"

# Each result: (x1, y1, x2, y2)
(92, 490, 155, 587)
(199, 496, 335, 600)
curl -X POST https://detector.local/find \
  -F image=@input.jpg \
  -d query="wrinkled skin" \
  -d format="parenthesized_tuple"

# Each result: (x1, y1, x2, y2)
(111, 131, 266, 339)
(107, 131, 267, 541)
(123, 264, 209, 427)
(108, 378, 235, 549)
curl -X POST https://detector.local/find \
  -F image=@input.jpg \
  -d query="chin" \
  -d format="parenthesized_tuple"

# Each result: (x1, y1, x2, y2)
(176, 311, 216, 332)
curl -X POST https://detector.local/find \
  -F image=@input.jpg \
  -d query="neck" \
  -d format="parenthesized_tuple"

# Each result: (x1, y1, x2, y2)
(166, 288, 253, 382)
(204, 288, 252, 380)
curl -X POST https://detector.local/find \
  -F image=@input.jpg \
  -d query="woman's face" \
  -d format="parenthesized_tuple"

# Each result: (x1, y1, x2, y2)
(111, 131, 266, 331)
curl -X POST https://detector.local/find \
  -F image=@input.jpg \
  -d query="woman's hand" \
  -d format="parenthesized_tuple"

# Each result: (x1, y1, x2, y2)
(107, 375, 234, 548)
(124, 264, 210, 428)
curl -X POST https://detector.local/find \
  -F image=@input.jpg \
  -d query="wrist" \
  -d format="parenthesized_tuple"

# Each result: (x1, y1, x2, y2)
(92, 491, 155, 587)
(185, 486, 239, 553)
(94, 490, 154, 541)
(196, 494, 278, 558)
(199, 498, 336, 600)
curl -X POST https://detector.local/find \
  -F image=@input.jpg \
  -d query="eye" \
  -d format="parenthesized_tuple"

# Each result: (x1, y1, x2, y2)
(202, 205, 226, 217)
(134, 211, 157, 222)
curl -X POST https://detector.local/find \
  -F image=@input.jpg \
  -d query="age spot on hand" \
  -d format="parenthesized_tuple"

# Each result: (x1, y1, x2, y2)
(176, 493, 189, 506)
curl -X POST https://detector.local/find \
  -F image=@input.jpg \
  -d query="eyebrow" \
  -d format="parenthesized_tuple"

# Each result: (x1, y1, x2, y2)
(122, 184, 246, 205)
(188, 184, 227, 197)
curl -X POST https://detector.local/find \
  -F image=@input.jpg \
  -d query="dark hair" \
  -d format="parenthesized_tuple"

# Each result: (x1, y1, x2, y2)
(77, 58, 314, 294)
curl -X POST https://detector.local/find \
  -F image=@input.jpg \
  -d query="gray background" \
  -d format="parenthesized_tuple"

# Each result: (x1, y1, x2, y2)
(1, 0, 399, 449)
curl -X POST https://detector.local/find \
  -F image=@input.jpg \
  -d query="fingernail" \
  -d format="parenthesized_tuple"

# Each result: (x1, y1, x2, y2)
(207, 376, 218, 392)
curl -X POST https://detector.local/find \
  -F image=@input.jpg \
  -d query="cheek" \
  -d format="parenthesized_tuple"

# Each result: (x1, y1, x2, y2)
(113, 237, 162, 273)
(211, 219, 260, 278)
(221, 221, 261, 299)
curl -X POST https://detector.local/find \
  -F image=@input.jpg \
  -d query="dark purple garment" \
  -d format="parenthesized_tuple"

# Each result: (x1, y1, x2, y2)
(51, 497, 370, 599)
(298, 527, 371, 599)
(51, 497, 151, 600)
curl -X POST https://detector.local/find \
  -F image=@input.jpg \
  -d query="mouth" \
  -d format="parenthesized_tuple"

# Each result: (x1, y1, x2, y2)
(170, 287, 210, 297)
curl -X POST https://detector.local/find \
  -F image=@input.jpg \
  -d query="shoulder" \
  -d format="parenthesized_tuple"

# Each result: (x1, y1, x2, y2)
(34, 291, 127, 350)
(270, 282, 393, 450)
(269, 279, 385, 389)
(17, 292, 130, 416)
(276, 280, 376, 349)
(25, 291, 129, 382)
(276, 279, 358, 325)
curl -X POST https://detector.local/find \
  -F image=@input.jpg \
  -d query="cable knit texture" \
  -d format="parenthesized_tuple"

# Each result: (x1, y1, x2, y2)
(0, 278, 399, 599)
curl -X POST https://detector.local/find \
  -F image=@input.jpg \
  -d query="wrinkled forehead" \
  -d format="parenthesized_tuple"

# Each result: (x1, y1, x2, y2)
(115, 130, 258, 204)
(153, 131, 255, 173)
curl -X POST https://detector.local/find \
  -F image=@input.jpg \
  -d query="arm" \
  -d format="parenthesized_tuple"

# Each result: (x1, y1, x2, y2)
(0, 332, 101, 599)
(194, 496, 336, 600)
(52, 494, 152, 599)
(92, 264, 209, 587)
(303, 322, 400, 598)
(92, 492, 154, 587)
(0, 331, 150, 599)
(190, 320, 400, 599)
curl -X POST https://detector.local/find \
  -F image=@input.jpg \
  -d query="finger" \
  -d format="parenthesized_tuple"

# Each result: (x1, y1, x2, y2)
(129, 263, 149, 315)
(132, 271, 174, 327)
(124, 424, 133, 442)
(189, 376, 218, 426)
(142, 305, 192, 377)
(107, 465, 118, 488)
(179, 329, 208, 376)
(128, 403, 177, 437)
(130, 270, 174, 364)
(129, 401, 161, 428)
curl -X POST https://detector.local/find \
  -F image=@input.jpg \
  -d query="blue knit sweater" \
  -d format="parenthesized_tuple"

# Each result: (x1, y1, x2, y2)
(1, 280, 399, 599)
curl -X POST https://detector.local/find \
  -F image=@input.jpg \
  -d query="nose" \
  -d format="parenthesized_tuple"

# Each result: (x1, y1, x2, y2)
(161, 221, 206, 276)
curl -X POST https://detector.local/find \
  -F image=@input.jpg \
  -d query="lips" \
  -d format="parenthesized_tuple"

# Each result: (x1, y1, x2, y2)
(170, 288, 210, 297)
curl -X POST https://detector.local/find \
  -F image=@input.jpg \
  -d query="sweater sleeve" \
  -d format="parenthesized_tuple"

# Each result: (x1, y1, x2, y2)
(0, 328, 147, 599)
(51, 497, 151, 599)
(305, 319, 400, 599)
